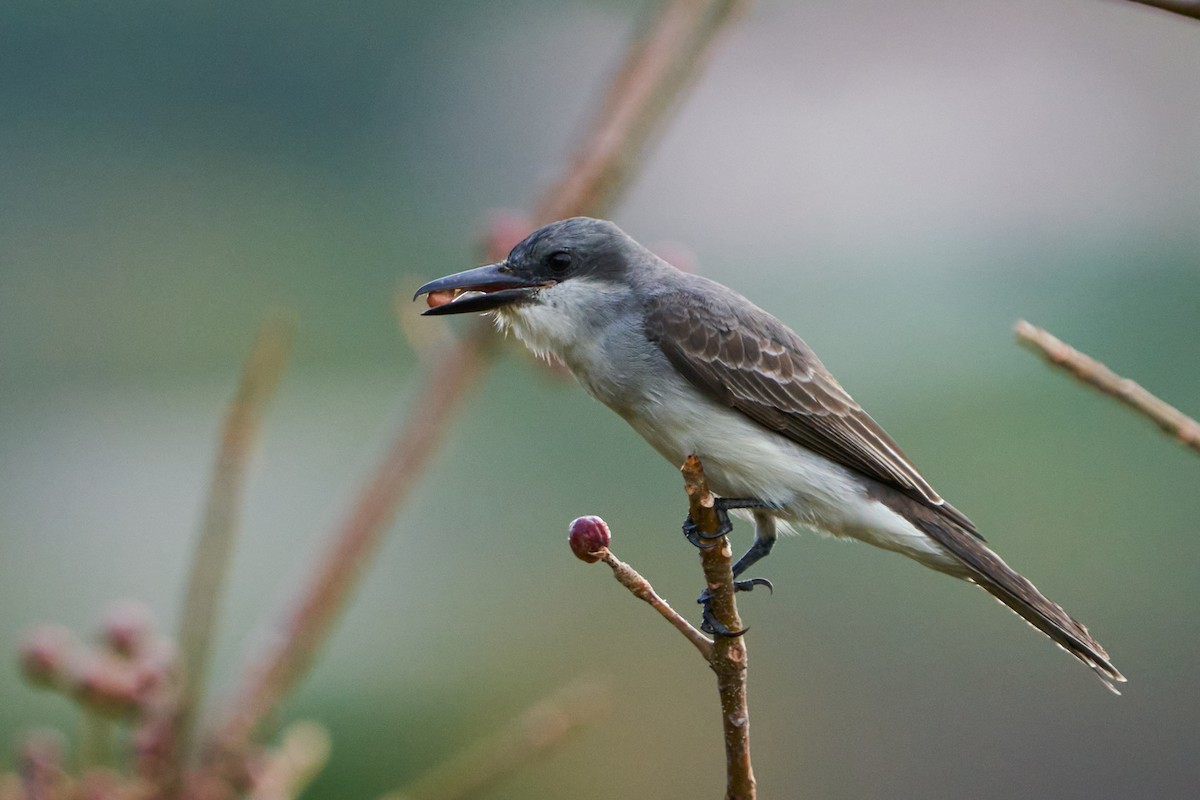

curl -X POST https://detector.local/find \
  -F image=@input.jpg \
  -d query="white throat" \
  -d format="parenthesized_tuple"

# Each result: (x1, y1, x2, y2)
(495, 277, 629, 364)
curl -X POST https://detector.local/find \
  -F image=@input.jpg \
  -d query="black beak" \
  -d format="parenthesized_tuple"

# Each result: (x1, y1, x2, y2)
(413, 262, 546, 316)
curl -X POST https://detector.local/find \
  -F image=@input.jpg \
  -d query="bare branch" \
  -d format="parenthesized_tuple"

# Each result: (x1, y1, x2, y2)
(681, 456, 756, 800)
(1124, 0, 1200, 21)
(1015, 320, 1200, 456)
(202, 0, 750, 779)
(246, 722, 331, 800)
(598, 547, 714, 659)
(380, 680, 611, 800)
(170, 315, 295, 782)
(19, 732, 67, 800)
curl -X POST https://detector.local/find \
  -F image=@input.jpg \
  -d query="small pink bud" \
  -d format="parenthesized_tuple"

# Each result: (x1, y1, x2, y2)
(72, 654, 141, 718)
(133, 640, 179, 698)
(18, 625, 74, 688)
(100, 600, 153, 658)
(568, 516, 611, 563)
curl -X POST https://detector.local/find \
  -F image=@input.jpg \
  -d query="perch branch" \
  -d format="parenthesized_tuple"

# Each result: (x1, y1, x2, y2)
(577, 460, 755, 797)
(202, 0, 750, 779)
(681, 455, 755, 800)
(380, 679, 611, 800)
(1015, 320, 1200, 456)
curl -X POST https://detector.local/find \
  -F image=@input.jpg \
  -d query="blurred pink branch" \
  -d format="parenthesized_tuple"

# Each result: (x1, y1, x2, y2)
(200, 0, 751, 786)
(168, 316, 295, 789)
(1015, 320, 1200, 456)
(536, 0, 750, 222)
(380, 679, 611, 800)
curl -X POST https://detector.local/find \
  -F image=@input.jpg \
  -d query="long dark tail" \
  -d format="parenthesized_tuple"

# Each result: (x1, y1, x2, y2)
(883, 492, 1125, 692)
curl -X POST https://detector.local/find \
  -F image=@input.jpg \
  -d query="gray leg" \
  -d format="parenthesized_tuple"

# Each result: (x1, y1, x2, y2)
(731, 512, 777, 579)
(697, 509, 778, 637)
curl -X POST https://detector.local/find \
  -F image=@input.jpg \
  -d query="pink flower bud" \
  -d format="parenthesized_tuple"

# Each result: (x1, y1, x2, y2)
(568, 516, 611, 563)
(18, 625, 74, 688)
(72, 654, 141, 718)
(132, 640, 179, 698)
(100, 600, 153, 658)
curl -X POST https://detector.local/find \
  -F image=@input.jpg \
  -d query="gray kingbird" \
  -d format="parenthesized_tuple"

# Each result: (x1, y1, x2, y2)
(415, 216, 1123, 692)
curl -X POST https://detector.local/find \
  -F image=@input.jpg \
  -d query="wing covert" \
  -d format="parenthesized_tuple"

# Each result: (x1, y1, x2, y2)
(644, 287, 980, 536)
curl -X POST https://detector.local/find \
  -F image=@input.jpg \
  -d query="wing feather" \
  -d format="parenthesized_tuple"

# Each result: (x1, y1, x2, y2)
(644, 285, 981, 538)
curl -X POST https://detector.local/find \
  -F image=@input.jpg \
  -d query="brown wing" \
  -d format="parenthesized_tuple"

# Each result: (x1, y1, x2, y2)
(644, 284, 981, 537)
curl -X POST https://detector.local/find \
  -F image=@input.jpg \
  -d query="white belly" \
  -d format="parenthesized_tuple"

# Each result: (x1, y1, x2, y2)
(618, 377, 961, 571)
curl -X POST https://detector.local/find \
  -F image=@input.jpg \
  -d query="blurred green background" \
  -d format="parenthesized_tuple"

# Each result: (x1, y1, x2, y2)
(3, 0, 1199, 797)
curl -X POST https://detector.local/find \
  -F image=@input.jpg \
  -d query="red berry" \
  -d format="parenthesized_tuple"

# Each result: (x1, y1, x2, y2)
(568, 516, 611, 563)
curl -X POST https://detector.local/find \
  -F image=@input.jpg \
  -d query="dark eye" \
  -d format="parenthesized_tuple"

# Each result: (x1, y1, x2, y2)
(547, 250, 572, 273)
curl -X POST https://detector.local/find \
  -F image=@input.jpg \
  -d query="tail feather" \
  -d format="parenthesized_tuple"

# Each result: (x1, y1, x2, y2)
(879, 490, 1125, 691)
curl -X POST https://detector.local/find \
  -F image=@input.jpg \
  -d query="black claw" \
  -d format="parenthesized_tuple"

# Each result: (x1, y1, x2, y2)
(700, 605, 748, 638)
(697, 589, 749, 637)
(734, 577, 774, 594)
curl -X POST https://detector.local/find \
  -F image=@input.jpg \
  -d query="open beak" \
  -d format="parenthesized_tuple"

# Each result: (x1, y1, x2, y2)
(413, 262, 547, 316)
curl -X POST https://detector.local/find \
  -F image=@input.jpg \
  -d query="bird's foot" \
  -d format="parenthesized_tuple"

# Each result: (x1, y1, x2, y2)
(682, 512, 727, 548)
(681, 497, 770, 548)
(699, 597, 746, 638)
(696, 578, 771, 637)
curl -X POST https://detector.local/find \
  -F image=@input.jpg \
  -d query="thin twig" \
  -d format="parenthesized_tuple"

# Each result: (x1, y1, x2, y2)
(598, 548, 714, 659)
(202, 0, 751, 780)
(1124, 0, 1200, 20)
(166, 316, 295, 789)
(246, 722, 331, 800)
(1015, 320, 1200, 456)
(681, 456, 756, 800)
(19, 732, 65, 800)
(380, 679, 611, 800)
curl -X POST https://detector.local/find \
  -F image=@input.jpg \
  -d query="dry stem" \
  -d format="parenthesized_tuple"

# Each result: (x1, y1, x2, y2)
(380, 680, 611, 800)
(246, 722, 331, 800)
(168, 315, 295, 787)
(201, 0, 750, 781)
(1015, 320, 1200, 456)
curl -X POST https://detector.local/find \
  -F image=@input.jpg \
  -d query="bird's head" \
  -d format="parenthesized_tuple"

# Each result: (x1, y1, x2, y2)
(414, 217, 637, 319)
